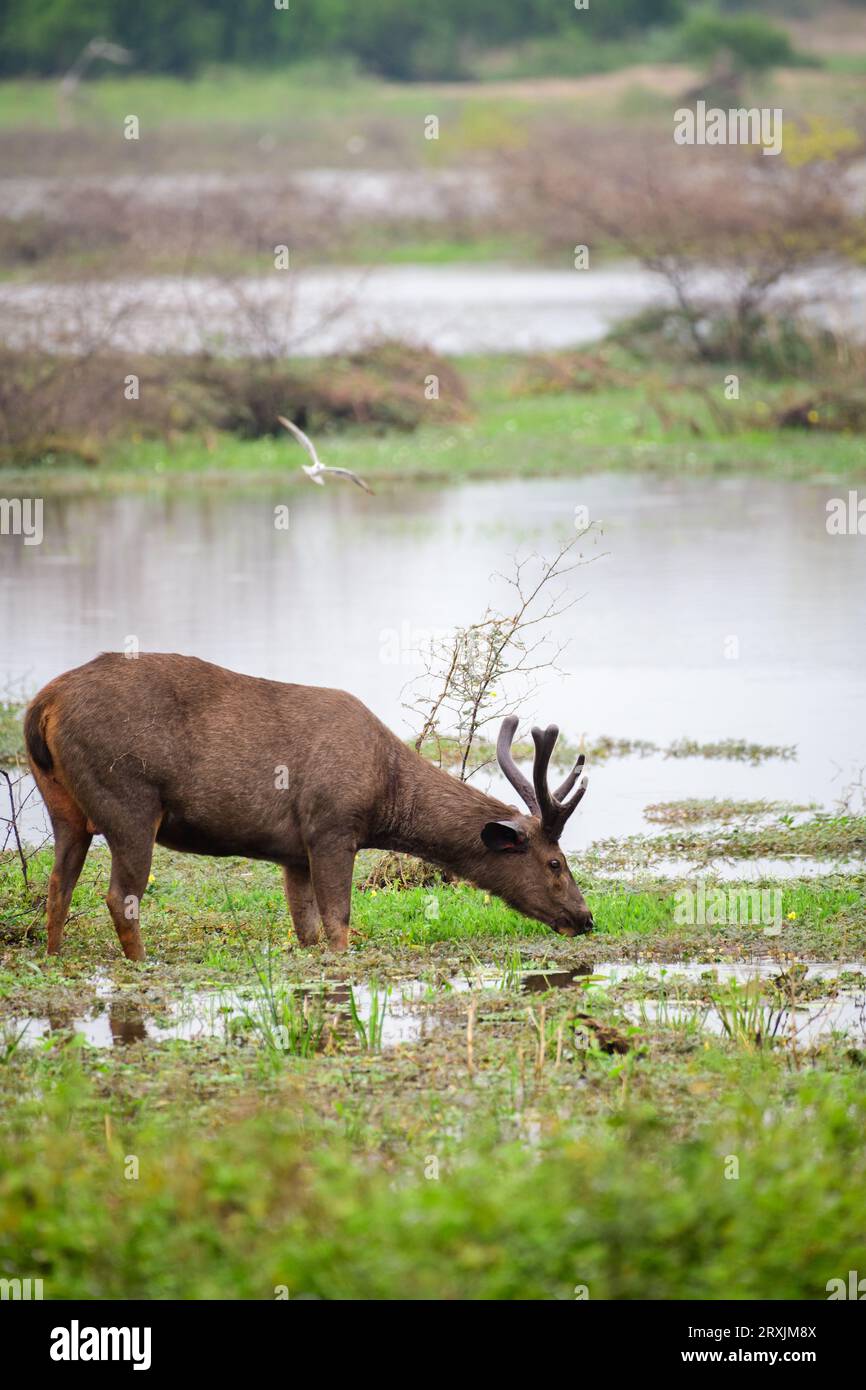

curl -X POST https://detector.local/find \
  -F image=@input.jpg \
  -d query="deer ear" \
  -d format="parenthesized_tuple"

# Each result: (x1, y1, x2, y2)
(481, 820, 529, 853)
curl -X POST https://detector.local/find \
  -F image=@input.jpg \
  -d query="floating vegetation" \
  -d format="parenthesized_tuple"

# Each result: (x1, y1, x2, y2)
(584, 816, 866, 873)
(416, 733, 796, 771)
(644, 798, 814, 827)
(662, 737, 796, 765)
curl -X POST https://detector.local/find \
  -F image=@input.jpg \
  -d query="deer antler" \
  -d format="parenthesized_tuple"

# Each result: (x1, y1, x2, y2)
(496, 716, 588, 839)
(496, 715, 540, 816)
(531, 724, 588, 838)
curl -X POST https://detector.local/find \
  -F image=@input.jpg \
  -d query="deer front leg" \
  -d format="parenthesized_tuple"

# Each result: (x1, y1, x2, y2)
(282, 862, 321, 946)
(307, 840, 355, 951)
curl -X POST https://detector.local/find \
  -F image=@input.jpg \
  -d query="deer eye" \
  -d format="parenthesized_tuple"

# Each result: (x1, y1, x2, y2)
(548, 858, 561, 873)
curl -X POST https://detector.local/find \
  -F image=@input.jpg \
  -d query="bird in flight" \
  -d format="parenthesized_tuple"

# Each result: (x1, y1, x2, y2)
(277, 416, 373, 494)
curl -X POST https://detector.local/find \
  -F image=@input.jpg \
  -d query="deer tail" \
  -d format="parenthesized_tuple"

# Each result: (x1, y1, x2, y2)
(24, 695, 54, 773)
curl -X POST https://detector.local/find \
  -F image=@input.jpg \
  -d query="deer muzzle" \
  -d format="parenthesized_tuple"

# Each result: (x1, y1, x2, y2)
(556, 907, 594, 937)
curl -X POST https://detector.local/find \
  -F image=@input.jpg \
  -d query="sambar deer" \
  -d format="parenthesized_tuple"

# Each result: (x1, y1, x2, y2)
(25, 653, 593, 959)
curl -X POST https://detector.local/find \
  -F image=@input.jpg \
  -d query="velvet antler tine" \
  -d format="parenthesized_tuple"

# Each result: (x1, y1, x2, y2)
(496, 715, 540, 816)
(554, 751, 586, 802)
(558, 774, 589, 819)
(530, 724, 559, 824)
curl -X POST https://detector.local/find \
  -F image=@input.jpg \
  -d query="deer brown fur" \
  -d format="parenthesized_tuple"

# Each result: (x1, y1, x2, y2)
(25, 652, 593, 959)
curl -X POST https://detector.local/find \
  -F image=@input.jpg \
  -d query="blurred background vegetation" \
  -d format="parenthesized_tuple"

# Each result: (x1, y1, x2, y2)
(1, 0, 864, 468)
(1, 0, 862, 81)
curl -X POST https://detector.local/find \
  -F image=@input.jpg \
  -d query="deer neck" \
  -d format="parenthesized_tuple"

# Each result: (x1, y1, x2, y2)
(379, 746, 514, 874)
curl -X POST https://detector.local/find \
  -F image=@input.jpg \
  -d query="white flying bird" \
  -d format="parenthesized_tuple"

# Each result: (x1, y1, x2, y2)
(277, 416, 373, 494)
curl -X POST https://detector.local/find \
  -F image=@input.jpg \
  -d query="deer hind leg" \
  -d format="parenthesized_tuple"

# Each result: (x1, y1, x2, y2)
(46, 825, 92, 955)
(104, 835, 155, 962)
(45, 812, 92, 956)
(282, 863, 321, 946)
(308, 841, 355, 951)
(31, 766, 92, 955)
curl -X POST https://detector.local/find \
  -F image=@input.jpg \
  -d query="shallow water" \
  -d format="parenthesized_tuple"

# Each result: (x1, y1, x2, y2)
(601, 960, 866, 1045)
(5, 961, 863, 1053)
(3, 475, 865, 853)
(624, 995, 866, 1046)
(4, 979, 441, 1052)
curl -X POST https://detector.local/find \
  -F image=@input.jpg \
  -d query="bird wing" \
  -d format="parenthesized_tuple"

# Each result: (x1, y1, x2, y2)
(277, 415, 321, 468)
(322, 466, 374, 495)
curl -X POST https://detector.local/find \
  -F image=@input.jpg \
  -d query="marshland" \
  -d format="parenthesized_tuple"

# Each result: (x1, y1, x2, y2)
(1, 0, 866, 1303)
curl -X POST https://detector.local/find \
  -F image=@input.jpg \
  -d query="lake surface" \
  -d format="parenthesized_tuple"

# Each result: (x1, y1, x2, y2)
(3, 474, 864, 854)
(2, 262, 865, 356)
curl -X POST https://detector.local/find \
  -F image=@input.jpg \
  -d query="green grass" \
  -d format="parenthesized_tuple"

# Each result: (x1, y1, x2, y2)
(1, 848, 863, 981)
(1, 59, 860, 137)
(0, 65, 389, 130)
(0, 64, 667, 136)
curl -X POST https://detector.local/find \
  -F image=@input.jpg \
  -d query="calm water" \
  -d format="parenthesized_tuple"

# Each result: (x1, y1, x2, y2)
(3, 263, 865, 356)
(2, 474, 864, 854)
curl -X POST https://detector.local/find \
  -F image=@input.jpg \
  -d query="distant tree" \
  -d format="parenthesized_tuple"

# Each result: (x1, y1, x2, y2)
(582, 0, 685, 40)
(0, 0, 687, 78)
(676, 11, 812, 72)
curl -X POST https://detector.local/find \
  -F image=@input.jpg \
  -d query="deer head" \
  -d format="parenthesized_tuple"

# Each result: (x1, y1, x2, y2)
(478, 714, 593, 937)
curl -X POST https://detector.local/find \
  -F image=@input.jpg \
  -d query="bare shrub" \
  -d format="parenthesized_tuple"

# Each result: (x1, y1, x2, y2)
(501, 124, 866, 365)
(404, 532, 597, 780)
(0, 180, 352, 279)
(510, 348, 636, 397)
(0, 343, 470, 463)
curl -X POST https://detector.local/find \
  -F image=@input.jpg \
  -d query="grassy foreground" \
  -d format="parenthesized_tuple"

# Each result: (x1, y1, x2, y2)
(1, 847, 864, 1299)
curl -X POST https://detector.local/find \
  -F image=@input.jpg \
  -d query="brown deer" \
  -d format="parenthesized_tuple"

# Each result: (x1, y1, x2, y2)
(24, 653, 593, 959)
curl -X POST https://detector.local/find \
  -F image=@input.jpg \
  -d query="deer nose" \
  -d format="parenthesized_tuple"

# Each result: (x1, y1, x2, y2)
(558, 908, 594, 936)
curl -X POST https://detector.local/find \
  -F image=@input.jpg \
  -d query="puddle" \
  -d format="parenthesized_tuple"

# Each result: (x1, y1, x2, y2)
(590, 960, 866, 984)
(3, 979, 444, 1053)
(624, 994, 866, 1047)
(4, 960, 865, 1053)
(584, 960, 866, 1047)
(520, 967, 592, 993)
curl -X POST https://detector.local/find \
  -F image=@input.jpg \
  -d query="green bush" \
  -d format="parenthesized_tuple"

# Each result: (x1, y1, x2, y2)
(676, 10, 814, 71)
